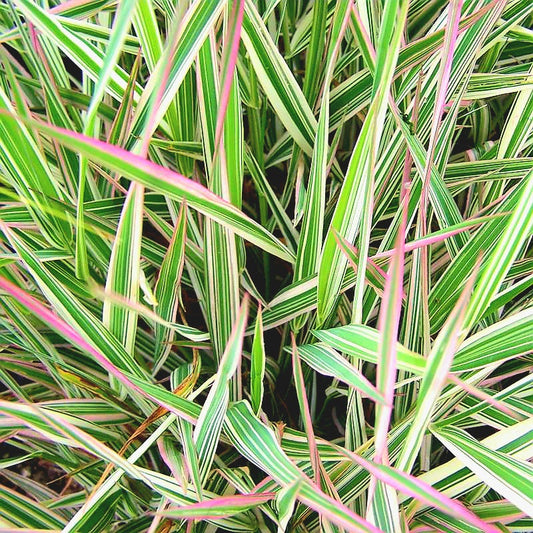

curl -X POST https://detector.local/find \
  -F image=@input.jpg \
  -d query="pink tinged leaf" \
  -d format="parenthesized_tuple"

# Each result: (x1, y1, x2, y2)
(158, 440, 188, 490)
(250, 476, 274, 493)
(0, 110, 213, 200)
(317, 460, 343, 503)
(213, 0, 245, 155)
(162, 493, 276, 519)
(138, 5, 187, 157)
(351, 5, 377, 64)
(0, 530, 63, 533)
(368, 132, 412, 514)
(49, 0, 95, 14)
(419, 0, 464, 225)
(0, 110, 292, 262)
(477, 500, 525, 524)
(482, 367, 533, 388)
(430, 0, 464, 146)
(333, 228, 395, 299)
(337, 447, 500, 533)
(297, 486, 382, 533)
(393, 0, 506, 80)
(447, 374, 522, 420)
(372, 175, 410, 465)
(372, 214, 507, 260)
(0, 275, 196, 423)
(427, 254, 483, 390)
(291, 333, 321, 485)
(334, 229, 388, 280)
(415, 1, 465, 323)
(395, 256, 483, 476)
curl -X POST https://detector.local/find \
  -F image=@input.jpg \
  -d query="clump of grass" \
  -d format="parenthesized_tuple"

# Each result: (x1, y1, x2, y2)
(0, 1, 532, 532)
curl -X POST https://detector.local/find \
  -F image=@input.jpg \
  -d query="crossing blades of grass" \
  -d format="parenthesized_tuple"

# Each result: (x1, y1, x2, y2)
(102, 181, 144, 359)
(162, 492, 276, 520)
(395, 261, 479, 475)
(75, 0, 138, 280)
(153, 202, 187, 372)
(432, 424, 533, 517)
(463, 168, 533, 333)
(316, 0, 408, 326)
(194, 296, 248, 484)
(296, 342, 386, 403)
(292, 1, 351, 333)
(225, 401, 382, 533)
(3, 114, 294, 263)
(1, 1, 532, 530)
(335, 445, 500, 533)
